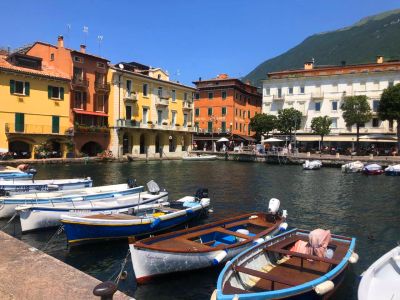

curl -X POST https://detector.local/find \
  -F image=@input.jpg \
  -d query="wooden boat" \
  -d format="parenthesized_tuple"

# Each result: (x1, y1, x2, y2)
(213, 228, 358, 300)
(384, 164, 400, 176)
(129, 199, 287, 283)
(341, 161, 364, 173)
(16, 181, 168, 232)
(358, 246, 400, 300)
(362, 164, 384, 175)
(183, 154, 217, 161)
(0, 181, 141, 218)
(303, 160, 322, 170)
(61, 192, 210, 244)
(0, 165, 36, 180)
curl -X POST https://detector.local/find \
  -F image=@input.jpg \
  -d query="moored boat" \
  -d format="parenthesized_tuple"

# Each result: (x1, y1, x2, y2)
(214, 228, 358, 300)
(183, 154, 217, 161)
(341, 161, 364, 173)
(384, 164, 400, 176)
(16, 181, 168, 232)
(358, 246, 400, 300)
(0, 165, 36, 180)
(61, 189, 210, 244)
(303, 160, 322, 170)
(362, 164, 384, 175)
(129, 198, 287, 283)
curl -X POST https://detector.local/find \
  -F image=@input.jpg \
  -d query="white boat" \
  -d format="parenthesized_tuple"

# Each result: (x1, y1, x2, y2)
(341, 161, 364, 173)
(0, 165, 36, 180)
(16, 181, 168, 232)
(302, 160, 322, 170)
(385, 164, 400, 176)
(0, 177, 92, 194)
(0, 181, 141, 218)
(183, 154, 217, 161)
(358, 246, 400, 300)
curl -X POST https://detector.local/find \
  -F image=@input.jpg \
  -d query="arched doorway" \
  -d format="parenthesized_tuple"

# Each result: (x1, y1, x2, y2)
(81, 141, 103, 157)
(9, 140, 31, 159)
(169, 135, 176, 152)
(48, 141, 62, 158)
(139, 134, 146, 154)
(122, 133, 129, 155)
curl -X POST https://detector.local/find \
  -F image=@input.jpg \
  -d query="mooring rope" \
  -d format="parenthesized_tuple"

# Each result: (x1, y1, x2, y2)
(41, 225, 64, 251)
(108, 249, 130, 284)
(0, 212, 18, 231)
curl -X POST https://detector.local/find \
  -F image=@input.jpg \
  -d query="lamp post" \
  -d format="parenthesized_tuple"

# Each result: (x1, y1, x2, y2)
(209, 115, 217, 152)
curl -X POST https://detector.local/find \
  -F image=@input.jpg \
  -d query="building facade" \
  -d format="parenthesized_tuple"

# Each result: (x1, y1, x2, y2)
(108, 62, 195, 158)
(26, 36, 110, 156)
(0, 51, 71, 158)
(262, 57, 400, 147)
(193, 74, 262, 150)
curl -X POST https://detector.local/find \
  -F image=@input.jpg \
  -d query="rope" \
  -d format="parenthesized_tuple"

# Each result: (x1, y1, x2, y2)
(108, 249, 130, 284)
(0, 212, 18, 231)
(41, 225, 64, 251)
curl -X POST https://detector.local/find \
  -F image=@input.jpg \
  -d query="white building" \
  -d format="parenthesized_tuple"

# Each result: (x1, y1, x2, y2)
(262, 56, 400, 147)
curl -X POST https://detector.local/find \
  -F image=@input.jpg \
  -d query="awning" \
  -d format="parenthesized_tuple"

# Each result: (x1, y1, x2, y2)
(235, 134, 256, 142)
(73, 109, 108, 117)
(296, 135, 397, 143)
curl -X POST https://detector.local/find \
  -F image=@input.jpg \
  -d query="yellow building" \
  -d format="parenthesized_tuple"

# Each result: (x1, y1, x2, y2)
(108, 62, 195, 158)
(0, 52, 71, 158)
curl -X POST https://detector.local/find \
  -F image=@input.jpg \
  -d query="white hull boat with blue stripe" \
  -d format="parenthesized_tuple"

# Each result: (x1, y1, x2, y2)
(0, 165, 35, 180)
(16, 183, 168, 232)
(0, 182, 142, 218)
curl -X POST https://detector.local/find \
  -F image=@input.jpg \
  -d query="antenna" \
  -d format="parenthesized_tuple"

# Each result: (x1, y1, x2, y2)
(66, 24, 71, 47)
(97, 35, 103, 56)
(83, 26, 89, 45)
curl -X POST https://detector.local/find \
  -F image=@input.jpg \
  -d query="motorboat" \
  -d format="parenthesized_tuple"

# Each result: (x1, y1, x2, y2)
(362, 164, 384, 175)
(384, 164, 400, 176)
(16, 180, 168, 232)
(341, 161, 364, 173)
(358, 246, 400, 300)
(0, 165, 36, 180)
(303, 160, 322, 170)
(183, 154, 217, 161)
(61, 189, 210, 244)
(129, 198, 287, 283)
(213, 228, 358, 300)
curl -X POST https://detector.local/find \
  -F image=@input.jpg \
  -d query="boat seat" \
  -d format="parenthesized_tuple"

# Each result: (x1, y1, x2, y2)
(267, 248, 341, 265)
(234, 265, 299, 287)
(223, 281, 250, 295)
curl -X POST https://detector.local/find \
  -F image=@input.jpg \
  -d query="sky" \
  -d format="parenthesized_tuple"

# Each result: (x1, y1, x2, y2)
(1, 0, 399, 86)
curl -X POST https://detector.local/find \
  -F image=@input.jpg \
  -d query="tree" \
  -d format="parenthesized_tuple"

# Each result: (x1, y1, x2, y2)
(311, 116, 332, 150)
(378, 83, 400, 152)
(249, 113, 277, 140)
(277, 108, 302, 143)
(341, 95, 372, 153)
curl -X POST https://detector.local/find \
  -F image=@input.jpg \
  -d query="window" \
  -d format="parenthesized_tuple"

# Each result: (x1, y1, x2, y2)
(183, 114, 188, 127)
(50, 53, 54, 61)
(171, 111, 176, 125)
(372, 100, 379, 112)
(10, 80, 30, 96)
(300, 86, 305, 94)
(235, 93, 238, 100)
(194, 121, 199, 129)
(143, 84, 148, 96)
(73, 56, 83, 63)
(315, 102, 321, 111)
(48, 86, 64, 100)
(330, 118, 338, 129)
(235, 122, 238, 130)
(172, 90, 176, 101)
(288, 87, 293, 95)
(208, 92, 213, 99)
(208, 108, 213, 116)
(372, 118, 380, 128)
(73, 67, 83, 81)
(248, 110, 250, 118)
(265, 88, 270, 96)
(52, 116, 60, 134)
(97, 62, 105, 68)
(277, 88, 282, 98)
(157, 87, 162, 97)
(222, 90, 227, 99)
(195, 108, 200, 117)
(15, 113, 24, 132)
(157, 74, 162, 79)
(126, 106, 132, 120)
(221, 121, 226, 133)
(222, 107, 227, 116)
(96, 94, 106, 112)
(74, 91, 86, 109)
(184, 92, 188, 101)
(194, 93, 199, 100)
(126, 80, 132, 96)
(332, 101, 338, 111)
(95, 72, 105, 85)
(240, 123, 242, 132)
(389, 81, 394, 88)
(157, 110, 162, 125)
(142, 108, 148, 124)
(235, 108, 238, 116)
(208, 122, 213, 133)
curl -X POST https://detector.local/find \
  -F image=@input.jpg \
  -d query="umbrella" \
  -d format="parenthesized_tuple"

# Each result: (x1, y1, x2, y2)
(262, 137, 283, 143)
(217, 137, 229, 142)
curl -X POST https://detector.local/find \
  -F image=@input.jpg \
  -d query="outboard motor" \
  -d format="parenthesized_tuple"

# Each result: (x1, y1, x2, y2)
(0, 189, 9, 197)
(127, 178, 137, 189)
(146, 180, 160, 195)
(27, 168, 37, 175)
(268, 198, 280, 215)
(195, 188, 209, 200)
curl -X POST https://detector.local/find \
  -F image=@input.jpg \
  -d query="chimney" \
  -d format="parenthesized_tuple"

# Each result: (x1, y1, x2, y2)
(80, 44, 86, 53)
(376, 55, 384, 64)
(304, 61, 314, 70)
(57, 35, 64, 48)
(246, 80, 251, 85)
(217, 74, 228, 79)
(198, 77, 202, 81)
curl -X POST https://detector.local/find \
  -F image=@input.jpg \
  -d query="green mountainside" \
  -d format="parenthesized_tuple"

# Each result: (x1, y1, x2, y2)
(244, 9, 400, 86)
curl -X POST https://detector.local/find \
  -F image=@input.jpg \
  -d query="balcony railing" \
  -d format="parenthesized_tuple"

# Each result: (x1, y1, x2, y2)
(124, 92, 138, 102)
(72, 76, 89, 88)
(273, 94, 285, 101)
(95, 82, 110, 92)
(116, 119, 196, 132)
(5, 123, 72, 135)
(183, 101, 193, 110)
(311, 92, 324, 99)
(154, 96, 169, 106)
(74, 124, 110, 134)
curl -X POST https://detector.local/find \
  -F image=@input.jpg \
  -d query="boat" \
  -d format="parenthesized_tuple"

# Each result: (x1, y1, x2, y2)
(358, 246, 400, 300)
(303, 160, 322, 170)
(0, 165, 36, 180)
(183, 154, 217, 161)
(61, 188, 211, 244)
(341, 161, 364, 173)
(362, 164, 384, 175)
(0, 176, 92, 195)
(0, 179, 141, 218)
(16, 180, 168, 232)
(129, 198, 288, 283)
(384, 164, 400, 176)
(213, 228, 358, 300)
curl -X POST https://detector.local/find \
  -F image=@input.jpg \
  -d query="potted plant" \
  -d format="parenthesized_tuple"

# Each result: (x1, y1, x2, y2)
(162, 121, 168, 125)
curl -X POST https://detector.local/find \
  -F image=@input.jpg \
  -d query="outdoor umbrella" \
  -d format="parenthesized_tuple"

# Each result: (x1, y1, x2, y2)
(217, 137, 229, 142)
(262, 137, 283, 143)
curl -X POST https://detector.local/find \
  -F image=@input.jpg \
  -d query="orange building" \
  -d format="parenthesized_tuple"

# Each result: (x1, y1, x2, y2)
(26, 36, 110, 156)
(193, 74, 261, 150)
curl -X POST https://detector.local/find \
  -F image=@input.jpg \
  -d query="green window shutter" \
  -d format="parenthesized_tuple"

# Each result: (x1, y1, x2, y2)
(15, 113, 24, 132)
(24, 82, 30, 96)
(221, 122, 226, 133)
(10, 80, 15, 94)
(48, 86, 52, 98)
(60, 87, 64, 100)
(208, 122, 213, 133)
(52, 116, 60, 134)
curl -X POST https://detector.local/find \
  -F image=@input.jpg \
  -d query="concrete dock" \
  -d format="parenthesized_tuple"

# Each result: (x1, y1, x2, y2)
(0, 231, 131, 300)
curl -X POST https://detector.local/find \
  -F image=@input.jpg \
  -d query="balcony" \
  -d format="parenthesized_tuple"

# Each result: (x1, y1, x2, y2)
(74, 124, 110, 134)
(5, 123, 72, 136)
(116, 119, 196, 132)
(273, 94, 285, 101)
(124, 92, 138, 103)
(95, 82, 110, 93)
(183, 101, 193, 110)
(311, 92, 324, 100)
(72, 76, 89, 88)
(155, 96, 169, 106)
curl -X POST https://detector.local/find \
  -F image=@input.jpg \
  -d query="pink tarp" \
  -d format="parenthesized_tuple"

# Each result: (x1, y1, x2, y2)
(290, 229, 332, 258)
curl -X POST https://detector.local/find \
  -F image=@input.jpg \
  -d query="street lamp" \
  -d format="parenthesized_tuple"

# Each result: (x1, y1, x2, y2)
(209, 115, 217, 152)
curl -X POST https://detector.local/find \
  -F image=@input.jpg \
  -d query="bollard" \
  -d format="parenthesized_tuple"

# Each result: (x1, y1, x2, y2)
(307, 152, 311, 157)
(369, 154, 373, 159)
(336, 153, 340, 158)
(93, 281, 117, 300)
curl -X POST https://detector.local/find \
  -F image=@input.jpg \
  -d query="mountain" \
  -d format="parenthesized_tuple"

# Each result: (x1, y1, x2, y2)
(244, 9, 400, 86)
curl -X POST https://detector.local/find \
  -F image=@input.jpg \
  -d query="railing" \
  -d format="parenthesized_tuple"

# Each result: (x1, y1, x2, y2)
(95, 82, 110, 92)
(124, 92, 138, 101)
(74, 124, 110, 134)
(116, 119, 196, 132)
(5, 123, 72, 135)
(183, 101, 193, 109)
(72, 77, 89, 87)
(154, 96, 169, 106)
(311, 92, 324, 99)
(272, 94, 285, 100)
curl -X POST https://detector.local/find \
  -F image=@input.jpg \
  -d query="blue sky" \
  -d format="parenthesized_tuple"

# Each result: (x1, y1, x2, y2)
(1, 0, 399, 85)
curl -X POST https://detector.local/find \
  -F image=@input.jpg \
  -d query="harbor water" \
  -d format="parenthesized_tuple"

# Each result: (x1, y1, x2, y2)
(1, 160, 400, 299)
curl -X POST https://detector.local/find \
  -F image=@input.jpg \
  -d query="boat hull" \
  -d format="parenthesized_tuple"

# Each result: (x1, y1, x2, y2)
(0, 178, 92, 194)
(362, 170, 384, 175)
(183, 155, 217, 161)
(385, 170, 400, 176)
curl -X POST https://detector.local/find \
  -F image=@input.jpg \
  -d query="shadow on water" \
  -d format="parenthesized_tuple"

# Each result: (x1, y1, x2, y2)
(1, 160, 400, 299)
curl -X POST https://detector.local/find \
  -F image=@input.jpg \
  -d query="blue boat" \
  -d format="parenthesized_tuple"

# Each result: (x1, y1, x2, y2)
(61, 193, 211, 245)
(213, 228, 358, 300)
(0, 165, 36, 180)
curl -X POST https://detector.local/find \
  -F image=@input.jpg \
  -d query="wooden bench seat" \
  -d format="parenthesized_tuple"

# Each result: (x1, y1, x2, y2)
(234, 265, 299, 287)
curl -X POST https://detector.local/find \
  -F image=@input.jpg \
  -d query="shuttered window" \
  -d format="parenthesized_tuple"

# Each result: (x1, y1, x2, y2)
(15, 113, 24, 132)
(52, 116, 60, 134)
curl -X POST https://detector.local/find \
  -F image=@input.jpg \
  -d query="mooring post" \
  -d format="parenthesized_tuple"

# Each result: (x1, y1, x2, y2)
(93, 281, 117, 300)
